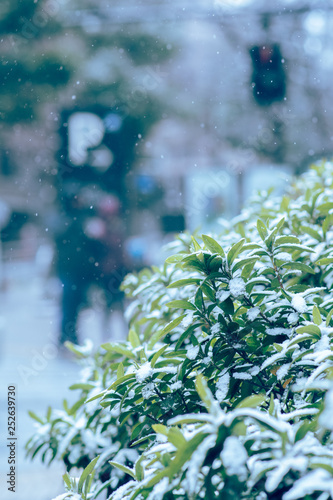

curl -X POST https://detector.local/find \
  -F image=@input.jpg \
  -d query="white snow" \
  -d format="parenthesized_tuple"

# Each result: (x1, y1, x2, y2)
(220, 436, 247, 479)
(215, 373, 230, 402)
(319, 387, 333, 430)
(266, 327, 290, 336)
(211, 323, 221, 335)
(229, 277, 246, 297)
(185, 435, 216, 497)
(135, 362, 154, 383)
(275, 252, 292, 261)
(265, 457, 308, 492)
(181, 312, 194, 328)
(216, 290, 230, 302)
(291, 294, 308, 313)
(147, 476, 169, 500)
(233, 372, 252, 380)
(142, 383, 155, 399)
(170, 381, 182, 391)
(283, 468, 333, 500)
(276, 363, 291, 381)
(249, 366, 260, 376)
(247, 307, 260, 321)
(287, 312, 299, 325)
(186, 345, 199, 360)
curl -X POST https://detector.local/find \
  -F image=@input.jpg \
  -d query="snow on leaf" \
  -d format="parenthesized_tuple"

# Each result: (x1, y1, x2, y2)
(135, 362, 154, 383)
(187, 345, 199, 360)
(291, 294, 307, 313)
(233, 372, 252, 380)
(215, 373, 230, 402)
(216, 290, 230, 302)
(247, 307, 260, 321)
(282, 468, 333, 500)
(220, 436, 248, 479)
(229, 277, 246, 297)
(185, 435, 216, 497)
(319, 386, 333, 431)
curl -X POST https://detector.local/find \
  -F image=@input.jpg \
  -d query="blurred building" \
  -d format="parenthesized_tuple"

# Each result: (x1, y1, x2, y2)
(1, 0, 333, 263)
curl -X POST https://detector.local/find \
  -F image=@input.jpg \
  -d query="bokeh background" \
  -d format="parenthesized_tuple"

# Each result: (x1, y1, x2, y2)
(1, 0, 333, 498)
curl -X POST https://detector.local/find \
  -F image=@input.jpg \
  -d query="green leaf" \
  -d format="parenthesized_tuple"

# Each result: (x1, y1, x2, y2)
(165, 253, 186, 264)
(275, 236, 300, 245)
(236, 394, 266, 409)
(195, 374, 215, 411)
(62, 472, 71, 489)
(219, 297, 234, 316)
(148, 314, 186, 348)
(257, 219, 268, 241)
(109, 461, 136, 480)
(312, 305, 322, 326)
(274, 244, 315, 253)
(276, 217, 285, 233)
(129, 329, 141, 349)
(281, 262, 315, 275)
(227, 238, 245, 266)
(232, 256, 259, 273)
(68, 383, 95, 391)
(201, 282, 216, 302)
(295, 419, 317, 442)
(162, 314, 187, 334)
(167, 428, 187, 449)
(117, 362, 125, 379)
(167, 278, 201, 288)
(107, 374, 136, 391)
(28, 411, 44, 425)
(101, 343, 137, 360)
(135, 455, 145, 482)
(316, 202, 333, 214)
(152, 424, 168, 436)
(265, 227, 279, 250)
(201, 234, 225, 257)
(78, 455, 100, 493)
(280, 196, 290, 211)
(150, 345, 168, 368)
(326, 308, 333, 326)
(166, 300, 197, 311)
(300, 225, 322, 241)
(268, 393, 274, 416)
(68, 397, 87, 416)
(191, 236, 201, 251)
(315, 257, 333, 266)
(194, 288, 204, 309)
(323, 215, 333, 236)
(296, 324, 321, 339)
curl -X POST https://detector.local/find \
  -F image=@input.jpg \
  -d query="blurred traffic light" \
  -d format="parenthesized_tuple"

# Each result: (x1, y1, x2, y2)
(250, 44, 286, 105)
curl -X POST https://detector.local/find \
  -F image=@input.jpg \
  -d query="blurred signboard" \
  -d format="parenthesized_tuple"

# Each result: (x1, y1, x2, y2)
(184, 168, 239, 232)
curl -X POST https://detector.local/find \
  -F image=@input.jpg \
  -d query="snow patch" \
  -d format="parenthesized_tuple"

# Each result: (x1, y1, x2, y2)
(229, 277, 246, 297)
(135, 362, 154, 383)
(186, 345, 199, 360)
(291, 294, 307, 313)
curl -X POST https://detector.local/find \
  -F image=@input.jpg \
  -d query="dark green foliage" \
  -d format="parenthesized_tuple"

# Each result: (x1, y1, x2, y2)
(27, 162, 333, 499)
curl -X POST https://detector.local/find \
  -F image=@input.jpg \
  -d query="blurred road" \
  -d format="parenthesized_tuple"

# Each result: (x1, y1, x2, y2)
(0, 261, 105, 500)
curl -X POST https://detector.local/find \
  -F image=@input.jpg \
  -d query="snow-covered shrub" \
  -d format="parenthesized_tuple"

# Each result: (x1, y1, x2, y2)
(27, 161, 333, 499)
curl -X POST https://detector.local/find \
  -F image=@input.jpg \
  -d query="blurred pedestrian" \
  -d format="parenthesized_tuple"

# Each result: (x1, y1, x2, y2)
(53, 189, 128, 346)
(53, 194, 104, 346)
